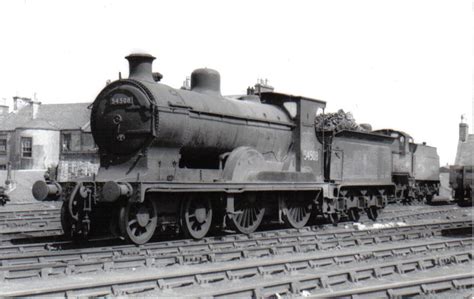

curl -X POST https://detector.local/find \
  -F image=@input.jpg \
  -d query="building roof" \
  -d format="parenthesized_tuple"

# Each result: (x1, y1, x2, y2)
(0, 102, 91, 131)
(15, 119, 59, 130)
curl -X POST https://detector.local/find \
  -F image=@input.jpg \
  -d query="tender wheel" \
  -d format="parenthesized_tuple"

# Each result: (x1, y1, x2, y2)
(348, 208, 360, 222)
(229, 193, 265, 234)
(60, 200, 73, 237)
(395, 189, 404, 201)
(402, 195, 412, 204)
(327, 212, 339, 225)
(425, 195, 433, 205)
(181, 197, 213, 239)
(119, 198, 158, 244)
(367, 206, 378, 221)
(281, 194, 312, 229)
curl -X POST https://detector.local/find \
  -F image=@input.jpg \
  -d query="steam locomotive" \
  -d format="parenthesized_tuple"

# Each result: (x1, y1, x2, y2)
(373, 129, 440, 203)
(450, 165, 473, 206)
(33, 53, 397, 244)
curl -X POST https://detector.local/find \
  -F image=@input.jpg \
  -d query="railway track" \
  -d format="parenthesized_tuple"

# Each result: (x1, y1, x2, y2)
(0, 207, 61, 241)
(0, 220, 471, 281)
(0, 203, 470, 242)
(0, 207, 61, 230)
(308, 272, 473, 298)
(381, 202, 456, 213)
(175, 250, 473, 299)
(1, 203, 469, 243)
(0, 218, 470, 256)
(371, 205, 467, 222)
(0, 216, 60, 230)
(0, 208, 59, 220)
(0, 226, 63, 246)
(0, 236, 471, 297)
(0, 203, 471, 297)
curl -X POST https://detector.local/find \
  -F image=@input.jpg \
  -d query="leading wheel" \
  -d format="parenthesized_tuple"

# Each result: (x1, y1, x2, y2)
(229, 193, 265, 234)
(119, 198, 158, 244)
(281, 194, 312, 229)
(61, 199, 87, 241)
(181, 197, 213, 239)
(367, 206, 378, 221)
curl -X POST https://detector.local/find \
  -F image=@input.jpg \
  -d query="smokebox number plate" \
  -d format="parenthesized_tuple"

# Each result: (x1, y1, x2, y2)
(110, 94, 133, 106)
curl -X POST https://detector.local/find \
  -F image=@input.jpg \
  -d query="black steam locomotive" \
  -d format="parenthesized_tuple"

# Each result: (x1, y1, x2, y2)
(373, 129, 440, 203)
(450, 165, 473, 206)
(33, 53, 397, 244)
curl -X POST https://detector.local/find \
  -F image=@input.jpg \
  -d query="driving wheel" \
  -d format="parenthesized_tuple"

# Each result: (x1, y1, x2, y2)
(181, 197, 213, 239)
(229, 193, 265, 234)
(281, 194, 312, 229)
(119, 198, 158, 244)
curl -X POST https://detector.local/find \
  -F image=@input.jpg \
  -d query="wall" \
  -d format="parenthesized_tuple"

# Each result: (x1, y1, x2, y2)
(60, 130, 96, 153)
(436, 172, 452, 201)
(58, 130, 99, 181)
(11, 129, 60, 170)
(455, 134, 474, 166)
(57, 160, 99, 181)
(0, 132, 12, 168)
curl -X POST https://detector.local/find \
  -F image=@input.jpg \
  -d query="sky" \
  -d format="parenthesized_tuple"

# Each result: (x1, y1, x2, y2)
(0, 0, 472, 165)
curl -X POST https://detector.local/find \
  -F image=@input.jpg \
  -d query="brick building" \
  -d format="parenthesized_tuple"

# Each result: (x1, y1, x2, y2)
(0, 97, 98, 171)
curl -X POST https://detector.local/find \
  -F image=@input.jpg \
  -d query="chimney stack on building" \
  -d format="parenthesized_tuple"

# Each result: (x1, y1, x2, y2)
(30, 101, 41, 119)
(459, 116, 469, 142)
(0, 104, 8, 121)
(13, 96, 31, 112)
(254, 79, 274, 95)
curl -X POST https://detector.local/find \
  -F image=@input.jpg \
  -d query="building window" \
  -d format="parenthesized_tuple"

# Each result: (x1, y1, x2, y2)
(0, 164, 5, 170)
(62, 133, 71, 152)
(21, 137, 32, 158)
(0, 139, 6, 155)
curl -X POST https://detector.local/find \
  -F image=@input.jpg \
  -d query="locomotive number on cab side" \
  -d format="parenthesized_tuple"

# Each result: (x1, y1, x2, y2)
(303, 150, 318, 161)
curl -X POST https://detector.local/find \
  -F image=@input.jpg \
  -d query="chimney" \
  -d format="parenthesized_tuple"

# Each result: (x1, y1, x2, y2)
(125, 53, 156, 82)
(30, 101, 41, 119)
(0, 105, 9, 119)
(459, 118, 468, 143)
(13, 96, 31, 112)
(254, 79, 274, 95)
(459, 123, 468, 142)
(181, 76, 191, 90)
